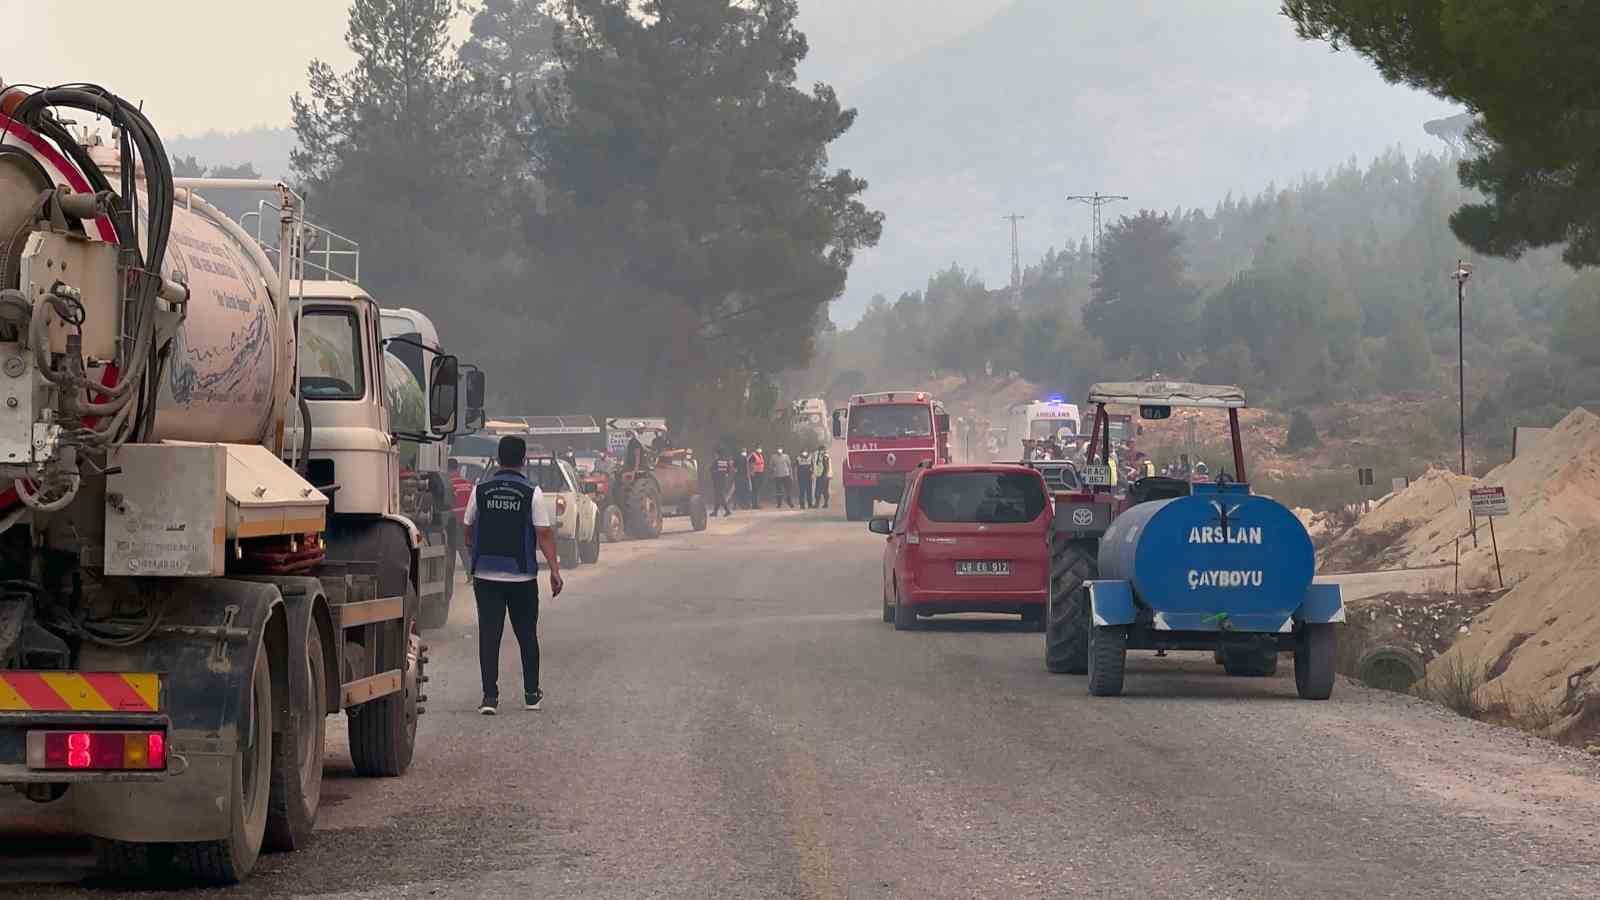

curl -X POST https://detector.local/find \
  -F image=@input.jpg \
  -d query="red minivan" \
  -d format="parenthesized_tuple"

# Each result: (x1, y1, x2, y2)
(869, 464, 1051, 631)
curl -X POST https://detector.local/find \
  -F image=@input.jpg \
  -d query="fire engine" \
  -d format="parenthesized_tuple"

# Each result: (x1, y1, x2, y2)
(831, 391, 951, 521)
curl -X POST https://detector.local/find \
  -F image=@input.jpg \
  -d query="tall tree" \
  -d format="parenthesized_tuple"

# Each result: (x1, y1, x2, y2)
(1283, 1, 1600, 266)
(528, 0, 883, 414)
(1083, 211, 1197, 367)
(291, 0, 503, 299)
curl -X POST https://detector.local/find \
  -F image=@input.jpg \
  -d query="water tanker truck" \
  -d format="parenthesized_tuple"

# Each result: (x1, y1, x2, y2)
(0, 81, 482, 883)
(1042, 382, 1342, 698)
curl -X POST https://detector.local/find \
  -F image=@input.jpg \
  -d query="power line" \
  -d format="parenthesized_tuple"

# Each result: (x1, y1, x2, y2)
(1067, 192, 1128, 264)
(1002, 214, 1026, 292)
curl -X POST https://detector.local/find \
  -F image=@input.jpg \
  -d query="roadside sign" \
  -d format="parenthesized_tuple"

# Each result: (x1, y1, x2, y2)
(1469, 486, 1509, 517)
(1082, 464, 1112, 486)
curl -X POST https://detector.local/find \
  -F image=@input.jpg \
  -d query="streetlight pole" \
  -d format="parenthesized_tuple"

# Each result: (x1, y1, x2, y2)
(1453, 260, 1475, 546)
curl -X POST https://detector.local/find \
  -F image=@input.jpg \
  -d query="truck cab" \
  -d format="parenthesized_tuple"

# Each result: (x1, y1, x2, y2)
(832, 391, 952, 522)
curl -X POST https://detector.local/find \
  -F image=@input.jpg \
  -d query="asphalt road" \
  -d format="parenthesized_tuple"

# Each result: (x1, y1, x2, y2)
(6, 508, 1600, 898)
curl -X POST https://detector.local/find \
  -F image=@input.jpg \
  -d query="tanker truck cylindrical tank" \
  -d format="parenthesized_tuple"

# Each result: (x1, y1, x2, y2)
(150, 200, 278, 444)
(1098, 491, 1314, 628)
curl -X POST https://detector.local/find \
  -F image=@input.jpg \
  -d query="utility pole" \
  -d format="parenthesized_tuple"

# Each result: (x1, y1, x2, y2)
(1453, 260, 1477, 547)
(1003, 214, 1026, 292)
(1067, 192, 1129, 264)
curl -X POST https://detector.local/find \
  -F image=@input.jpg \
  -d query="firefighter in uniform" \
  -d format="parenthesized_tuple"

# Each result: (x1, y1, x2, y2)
(463, 435, 564, 714)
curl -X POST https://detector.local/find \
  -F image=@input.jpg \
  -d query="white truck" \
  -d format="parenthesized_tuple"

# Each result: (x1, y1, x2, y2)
(380, 308, 480, 629)
(0, 81, 482, 883)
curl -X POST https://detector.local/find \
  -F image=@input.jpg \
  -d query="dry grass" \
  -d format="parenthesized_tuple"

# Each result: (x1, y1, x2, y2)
(1416, 653, 1489, 720)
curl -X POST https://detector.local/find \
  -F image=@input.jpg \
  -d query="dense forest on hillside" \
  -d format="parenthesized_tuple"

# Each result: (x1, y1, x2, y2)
(805, 149, 1597, 465)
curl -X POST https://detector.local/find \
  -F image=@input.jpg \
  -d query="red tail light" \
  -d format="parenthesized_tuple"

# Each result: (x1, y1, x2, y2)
(29, 730, 167, 771)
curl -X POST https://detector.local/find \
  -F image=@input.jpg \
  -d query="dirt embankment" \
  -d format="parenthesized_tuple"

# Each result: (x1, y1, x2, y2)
(1318, 407, 1600, 588)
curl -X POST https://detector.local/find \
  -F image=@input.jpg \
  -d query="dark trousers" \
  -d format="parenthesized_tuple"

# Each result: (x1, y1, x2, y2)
(751, 474, 765, 507)
(775, 476, 793, 507)
(713, 478, 732, 515)
(474, 578, 540, 701)
(816, 476, 831, 507)
(798, 470, 814, 508)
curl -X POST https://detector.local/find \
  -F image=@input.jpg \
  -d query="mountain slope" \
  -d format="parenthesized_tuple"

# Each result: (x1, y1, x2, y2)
(827, 0, 1459, 319)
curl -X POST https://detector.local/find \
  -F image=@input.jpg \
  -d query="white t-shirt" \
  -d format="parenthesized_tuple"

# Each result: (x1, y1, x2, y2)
(462, 475, 552, 582)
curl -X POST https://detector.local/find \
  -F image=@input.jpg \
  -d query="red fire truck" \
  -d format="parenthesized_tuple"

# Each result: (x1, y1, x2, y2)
(832, 391, 952, 521)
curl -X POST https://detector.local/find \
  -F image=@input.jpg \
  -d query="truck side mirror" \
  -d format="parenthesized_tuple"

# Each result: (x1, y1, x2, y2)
(831, 409, 846, 439)
(428, 355, 460, 432)
(936, 413, 951, 433)
(462, 367, 486, 429)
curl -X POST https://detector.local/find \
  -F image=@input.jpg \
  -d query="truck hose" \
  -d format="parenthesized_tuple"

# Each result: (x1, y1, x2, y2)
(14, 474, 78, 512)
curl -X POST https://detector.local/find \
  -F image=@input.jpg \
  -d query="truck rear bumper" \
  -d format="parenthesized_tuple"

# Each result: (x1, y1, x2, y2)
(0, 715, 236, 842)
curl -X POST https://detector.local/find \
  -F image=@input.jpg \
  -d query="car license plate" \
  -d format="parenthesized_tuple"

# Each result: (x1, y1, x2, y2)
(956, 561, 1010, 576)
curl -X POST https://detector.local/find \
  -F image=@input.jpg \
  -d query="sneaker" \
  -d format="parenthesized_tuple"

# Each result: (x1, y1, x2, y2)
(524, 689, 544, 711)
(479, 697, 498, 715)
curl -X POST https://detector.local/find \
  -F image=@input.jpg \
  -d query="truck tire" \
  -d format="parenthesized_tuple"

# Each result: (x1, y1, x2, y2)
(579, 520, 601, 564)
(689, 495, 708, 531)
(893, 585, 917, 631)
(559, 536, 581, 569)
(625, 478, 663, 539)
(1087, 625, 1127, 697)
(1221, 647, 1279, 677)
(266, 615, 327, 852)
(1045, 539, 1096, 674)
(93, 838, 172, 881)
(349, 595, 421, 777)
(1294, 623, 1337, 700)
(600, 505, 625, 544)
(845, 488, 868, 522)
(172, 640, 273, 884)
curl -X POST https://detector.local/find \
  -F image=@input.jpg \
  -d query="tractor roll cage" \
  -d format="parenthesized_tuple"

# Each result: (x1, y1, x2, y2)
(1082, 381, 1248, 485)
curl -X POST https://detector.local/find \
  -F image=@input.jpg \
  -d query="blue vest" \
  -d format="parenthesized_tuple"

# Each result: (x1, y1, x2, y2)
(471, 470, 538, 578)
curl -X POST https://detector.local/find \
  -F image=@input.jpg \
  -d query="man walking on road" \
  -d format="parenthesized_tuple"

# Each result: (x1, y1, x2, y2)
(734, 448, 751, 509)
(770, 448, 795, 508)
(712, 448, 735, 517)
(796, 449, 815, 509)
(463, 435, 564, 715)
(814, 445, 832, 509)
(749, 447, 766, 509)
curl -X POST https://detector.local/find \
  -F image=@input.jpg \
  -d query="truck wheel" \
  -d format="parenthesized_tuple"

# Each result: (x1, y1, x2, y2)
(266, 615, 327, 852)
(893, 585, 917, 631)
(625, 479, 663, 539)
(172, 640, 272, 883)
(844, 488, 868, 522)
(1221, 647, 1279, 677)
(1087, 625, 1127, 697)
(579, 522, 601, 564)
(600, 505, 625, 543)
(417, 573, 451, 631)
(93, 838, 173, 880)
(350, 599, 421, 776)
(689, 495, 708, 531)
(1045, 539, 1096, 674)
(559, 536, 581, 569)
(1294, 623, 1337, 700)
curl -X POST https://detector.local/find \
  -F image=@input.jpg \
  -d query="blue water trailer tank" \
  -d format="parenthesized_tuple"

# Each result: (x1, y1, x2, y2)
(1098, 486, 1315, 632)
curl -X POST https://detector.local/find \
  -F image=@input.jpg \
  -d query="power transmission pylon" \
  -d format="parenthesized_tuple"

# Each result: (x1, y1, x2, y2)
(1003, 214, 1026, 292)
(1067, 192, 1128, 264)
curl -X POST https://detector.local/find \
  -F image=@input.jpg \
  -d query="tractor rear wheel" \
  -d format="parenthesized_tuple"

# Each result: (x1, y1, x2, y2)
(1295, 623, 1337, 700)
(625, 478, 664, 539)
(1045, 539, 1096, 674)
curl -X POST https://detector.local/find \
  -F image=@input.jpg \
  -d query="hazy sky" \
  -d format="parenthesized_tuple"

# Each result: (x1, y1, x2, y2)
(0, 0, 1006, 136)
